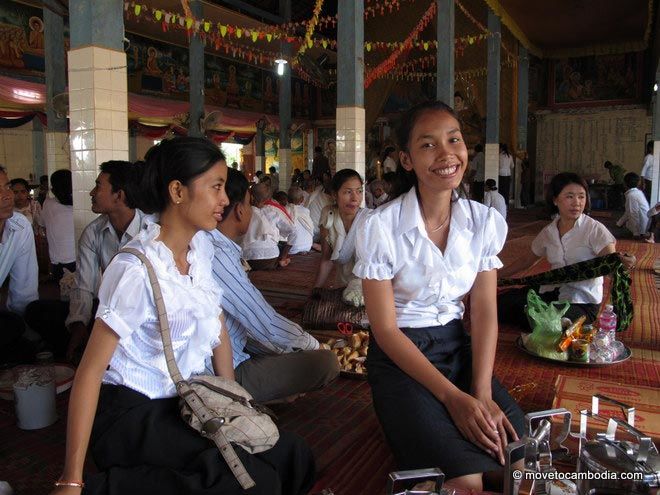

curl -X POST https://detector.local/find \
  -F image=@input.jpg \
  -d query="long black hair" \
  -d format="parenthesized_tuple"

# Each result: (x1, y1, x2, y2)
(393, 100, 470, 201)
(138, 137, 225, 214)
(331, 168, 363, 193)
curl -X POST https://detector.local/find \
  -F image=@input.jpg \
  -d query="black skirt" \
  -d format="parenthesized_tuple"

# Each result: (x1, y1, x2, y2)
(83, 385, 315, 495)
(366, 320, 524, 480)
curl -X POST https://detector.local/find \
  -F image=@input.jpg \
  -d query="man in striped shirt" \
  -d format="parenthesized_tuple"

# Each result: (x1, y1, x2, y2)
(207, 168, 339, 402)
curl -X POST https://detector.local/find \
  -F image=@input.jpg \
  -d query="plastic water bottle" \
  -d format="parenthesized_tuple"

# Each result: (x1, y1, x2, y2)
(598, 304, 624, 360)
(598, 304, 617, 343)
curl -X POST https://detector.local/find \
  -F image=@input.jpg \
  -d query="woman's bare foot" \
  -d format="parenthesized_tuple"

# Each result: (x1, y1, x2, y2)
(278, 257, 291, 267)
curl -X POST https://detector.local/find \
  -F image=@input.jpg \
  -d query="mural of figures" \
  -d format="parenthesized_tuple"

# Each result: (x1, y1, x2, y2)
(225, 64, 240, 108)
(145, 47, 161, 74)
(28, 16, 44, 50)
(552, 53, 641, 106)
(263, 75, 277, 114)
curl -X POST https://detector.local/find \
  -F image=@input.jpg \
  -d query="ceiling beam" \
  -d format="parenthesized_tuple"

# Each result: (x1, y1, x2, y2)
(213, 0, 284, 24)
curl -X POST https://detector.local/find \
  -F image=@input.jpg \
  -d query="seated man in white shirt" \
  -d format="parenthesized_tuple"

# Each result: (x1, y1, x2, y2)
(207, 168, 339, 402)
(616, 172, 652, 242)
(0, 165, 40, 364)
(24, 161, 144, 361)
(242, 182, 296, 270)
(483, 178, 507, 220)
(286, 186, 315, 254)
(307, 170, 333, 242)
(370, 179, 389, 208)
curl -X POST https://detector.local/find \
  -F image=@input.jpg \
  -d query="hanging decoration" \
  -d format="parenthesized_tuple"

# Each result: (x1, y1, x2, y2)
(364, 1, 437, 89)
(296, 0, 324, 57)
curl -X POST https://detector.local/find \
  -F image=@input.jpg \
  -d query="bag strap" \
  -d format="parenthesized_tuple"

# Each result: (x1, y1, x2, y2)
(118, 248, 256, 490)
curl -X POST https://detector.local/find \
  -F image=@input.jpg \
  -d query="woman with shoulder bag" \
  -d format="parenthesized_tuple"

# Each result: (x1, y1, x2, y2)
(51, 137, 315, 495)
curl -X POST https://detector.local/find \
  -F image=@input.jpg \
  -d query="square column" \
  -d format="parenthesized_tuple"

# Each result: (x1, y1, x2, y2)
(336, 107, 366, 179)
(485, 10, 501, 190)
(45, 131, 70, 176)
(68, 47, 128, 240)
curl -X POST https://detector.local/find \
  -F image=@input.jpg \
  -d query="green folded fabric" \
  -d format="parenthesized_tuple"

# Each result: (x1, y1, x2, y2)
(498, 253, 633, 332)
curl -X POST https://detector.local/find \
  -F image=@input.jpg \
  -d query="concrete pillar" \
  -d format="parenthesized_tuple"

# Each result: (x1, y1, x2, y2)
(278, 0, 292, 190)
(336, 0, 365, 180)
(484, 9, 501, 190)
(44, 0, 69, 177)
(32, 119, 45, 180)
(514, 45, 529, 208)
(651, 60, 660, 205)
(306, 129, 314, 171)
(188, 0, 204, 138)
(255, 120, 266, 177)
(436, 0, 454, 105)
(68, 0, 128, 240)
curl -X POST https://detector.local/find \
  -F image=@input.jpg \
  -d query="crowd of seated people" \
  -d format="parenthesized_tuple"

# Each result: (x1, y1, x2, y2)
(0, 102, 649, 493)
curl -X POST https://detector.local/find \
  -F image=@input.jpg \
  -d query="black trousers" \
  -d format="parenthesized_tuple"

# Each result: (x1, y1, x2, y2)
(0, 311, 36, 365)
(498, 175, 511, 204)
(85, 385, 316, 495)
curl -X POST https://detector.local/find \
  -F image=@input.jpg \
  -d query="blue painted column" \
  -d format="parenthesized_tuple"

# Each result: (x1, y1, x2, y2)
(43, 0, 68, 178)
(436, 0, 454, 105)
(484, 9, 501, 192)
(278, 0, 292, 188)
(68, 0, 127, 239)
(188, 0, 204, 138)
(336, 0, 365, 178)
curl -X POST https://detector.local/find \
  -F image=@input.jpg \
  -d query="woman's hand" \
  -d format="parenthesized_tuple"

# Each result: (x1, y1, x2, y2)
(477, 395, 520, 465)
(618, 252, 636, 271)
(444, 389, 502, 460)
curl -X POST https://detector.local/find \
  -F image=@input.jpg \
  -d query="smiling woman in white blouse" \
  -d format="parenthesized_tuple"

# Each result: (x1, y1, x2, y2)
(52, 137, 314, 495)
(353, 101, 523, 492)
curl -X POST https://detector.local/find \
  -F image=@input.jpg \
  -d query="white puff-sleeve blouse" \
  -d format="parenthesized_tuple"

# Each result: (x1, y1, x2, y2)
(353, 187, 507, 328)
(97, 218, 224, 399)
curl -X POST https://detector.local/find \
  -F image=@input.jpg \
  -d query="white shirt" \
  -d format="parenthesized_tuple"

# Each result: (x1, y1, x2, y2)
(499, 153, 514, 177)
(617, 188, 650, 236)
(287, 203, 314, 254)
(241, 206, 280, 260)
(38, 197, 75, 264)
(97, 218, 223, 399)
(373, 193, 389, 208)
(262, 203, 297, 245)
(66, 210, 145, 327)
(353, 188, 506, 328)
(307, 187, 333, 239)
(0, 213, 38, 314)
(484, 190, 507, 219)
(382, 156, 397, 174)
(641, 153, 654, 181)
(531, 214, 615, 304)
(321, 206, 369, 286)
(471, 151, 485, 182)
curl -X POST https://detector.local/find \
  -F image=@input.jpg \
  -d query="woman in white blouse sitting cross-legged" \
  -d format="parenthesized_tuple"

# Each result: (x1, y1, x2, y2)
(353, 101, 523, 492)
(51, 137, 314, 495)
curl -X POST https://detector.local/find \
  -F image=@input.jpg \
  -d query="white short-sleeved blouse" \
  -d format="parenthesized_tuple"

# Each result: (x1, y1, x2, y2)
(321, 206, 369, 285)
(97, 218, 223, 399)
(531, 214, 615, 304)
(353, 187, 507, 328)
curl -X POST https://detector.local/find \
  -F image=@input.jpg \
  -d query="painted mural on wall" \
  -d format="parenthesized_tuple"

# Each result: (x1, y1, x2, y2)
(126, 32, 314, 118)
(0, 1, 69, 80)
(316, 127, 336, 173)
(0, 0, 315, 119)
(551, 52, 641, 107)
